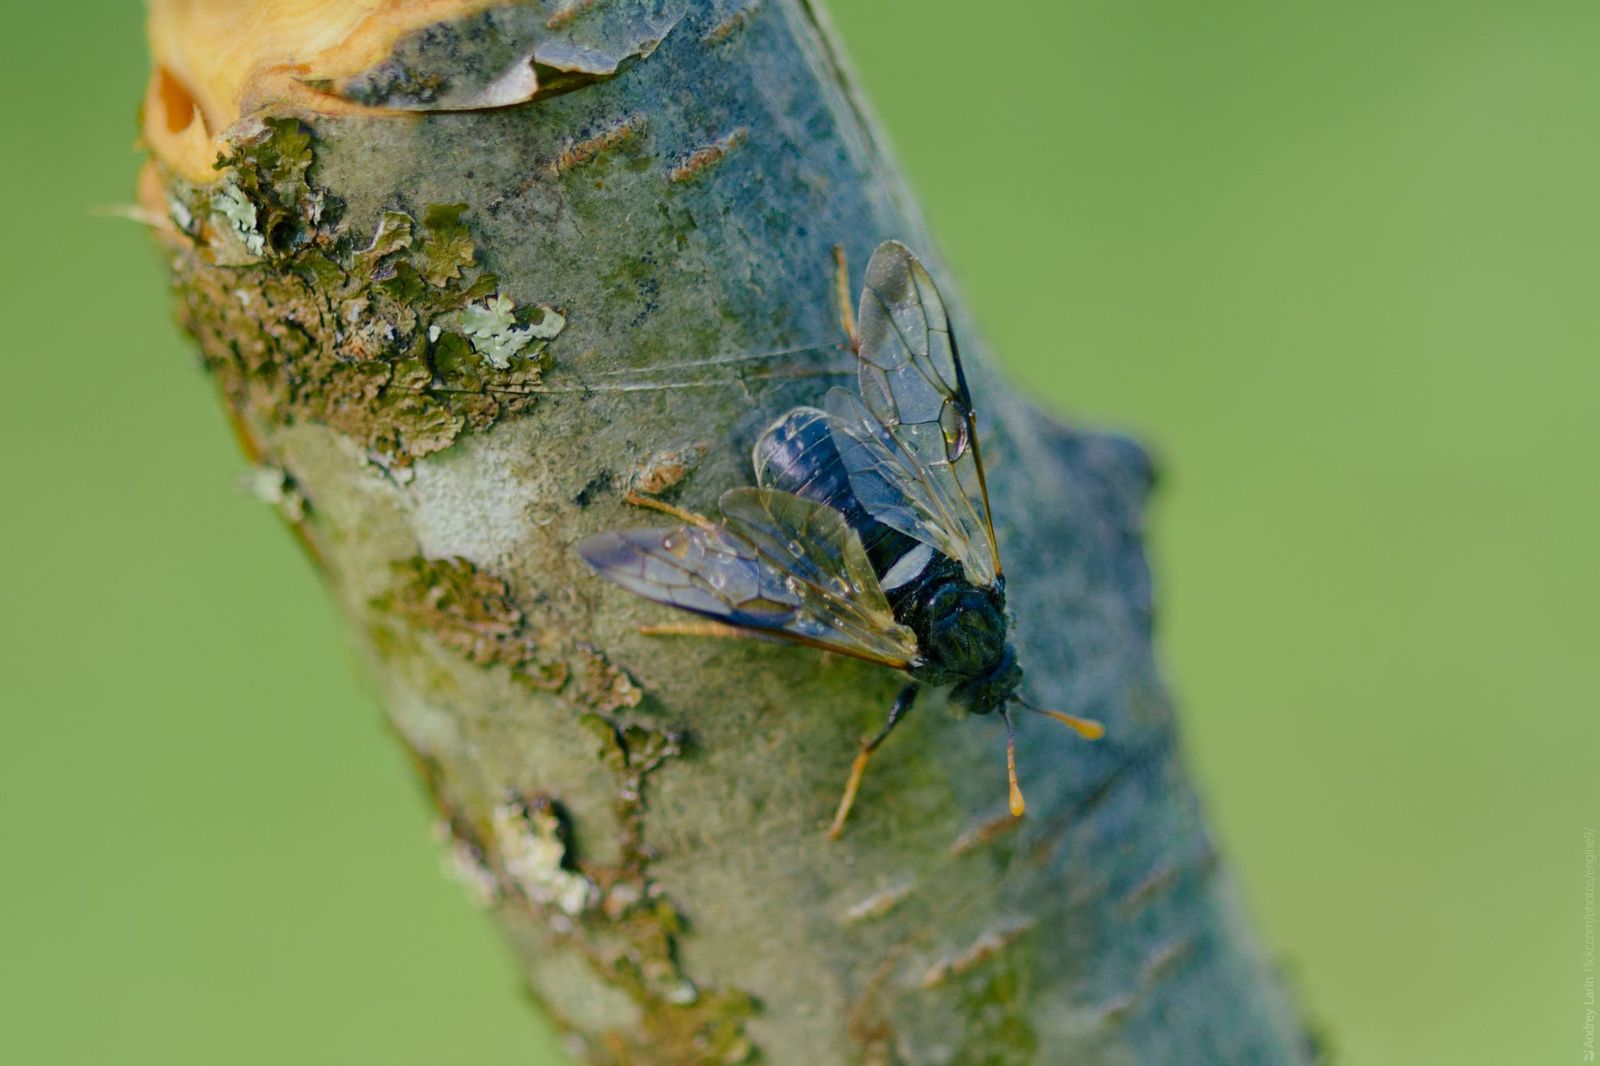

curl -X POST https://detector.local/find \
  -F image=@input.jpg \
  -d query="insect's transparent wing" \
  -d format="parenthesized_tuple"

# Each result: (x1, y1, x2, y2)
(751, 407, 865, 521)
(829, 240, 1001, 586)
(823, 388, 928, 544)
(578, 488, 918, 669)
(751, 407, 925, 568)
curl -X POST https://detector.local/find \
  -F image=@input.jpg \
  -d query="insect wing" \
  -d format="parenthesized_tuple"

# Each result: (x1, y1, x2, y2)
(752, 407, 923, 569)
(830, 240, 1002, 587)
(751, 408, 866, 524)
(578, 488, 918, 669)
(718, 488, 911, 653)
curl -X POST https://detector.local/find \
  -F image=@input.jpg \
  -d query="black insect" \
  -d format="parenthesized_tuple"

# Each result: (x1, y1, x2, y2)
(579, 241, 1102, 837)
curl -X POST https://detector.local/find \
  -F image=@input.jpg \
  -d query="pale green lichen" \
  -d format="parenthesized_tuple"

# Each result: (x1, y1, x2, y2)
(164, 122, 559, 467)
(421, 711, 756, 1065)
(162, 99, 760, 1066)
(565, 718, 758, 1063)
(209, 182, 264, 256)
(459, 294, 566, 369)
(492, 799, 597, 917)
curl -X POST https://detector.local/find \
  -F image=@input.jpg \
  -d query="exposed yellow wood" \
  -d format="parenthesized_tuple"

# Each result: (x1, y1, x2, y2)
(143, 0, 505, 181)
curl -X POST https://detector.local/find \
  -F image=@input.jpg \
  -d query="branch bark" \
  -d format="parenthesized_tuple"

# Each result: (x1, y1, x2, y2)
(140, 1, 1317, 1062)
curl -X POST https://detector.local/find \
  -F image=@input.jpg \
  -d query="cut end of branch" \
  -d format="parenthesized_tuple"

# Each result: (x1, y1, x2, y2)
(143, 0, 503, 181)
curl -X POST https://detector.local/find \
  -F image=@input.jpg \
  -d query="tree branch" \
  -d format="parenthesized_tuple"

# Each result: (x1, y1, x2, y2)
(140, 1, 1317, 1062)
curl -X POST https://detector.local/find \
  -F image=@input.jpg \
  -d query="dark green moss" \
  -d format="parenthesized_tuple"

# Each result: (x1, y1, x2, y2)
(575, 715, 758, 1065)
(373, 555, 749, 1052)
(377, 556, 568, 689)
(213, 117, 323, 258)
(948, 941, 1039, 1066)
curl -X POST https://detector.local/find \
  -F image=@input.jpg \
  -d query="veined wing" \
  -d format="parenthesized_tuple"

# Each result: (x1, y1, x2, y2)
(827, 240, 1002, 587)
(751, 408, 869, 527)
(751, 407, 922, 575)
(577, 487, 919, 669)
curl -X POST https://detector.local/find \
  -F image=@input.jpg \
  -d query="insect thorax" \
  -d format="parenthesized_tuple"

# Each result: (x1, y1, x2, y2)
(893, 559, 1018, 714)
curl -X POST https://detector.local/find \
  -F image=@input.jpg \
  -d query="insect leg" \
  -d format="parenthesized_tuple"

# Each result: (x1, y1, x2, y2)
(622, 489, 716, 528)
(1003, 708, 1025, 818)
(833, 245, 860, 355)
(827, 682, 919, 839)
(639, 620, 774, 642)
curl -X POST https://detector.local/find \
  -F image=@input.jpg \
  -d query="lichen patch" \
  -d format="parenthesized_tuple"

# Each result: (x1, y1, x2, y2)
(575, 645, 644, 715)
(164, 121, 559, 468)
(459, 294, 565, 369)
(378, 556, 569, 690)
(492, 796, 597, 918)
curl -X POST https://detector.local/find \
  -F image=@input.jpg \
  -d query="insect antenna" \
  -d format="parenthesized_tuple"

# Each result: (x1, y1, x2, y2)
(1014, 695, 1106, 741)
(1002, 708, 1025, 817)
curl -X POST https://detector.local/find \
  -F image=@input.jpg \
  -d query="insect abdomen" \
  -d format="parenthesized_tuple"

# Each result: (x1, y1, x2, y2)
(754, 407, 922, 580)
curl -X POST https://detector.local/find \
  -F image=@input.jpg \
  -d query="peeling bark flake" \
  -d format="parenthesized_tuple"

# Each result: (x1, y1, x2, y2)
(546, 0, 601, 31)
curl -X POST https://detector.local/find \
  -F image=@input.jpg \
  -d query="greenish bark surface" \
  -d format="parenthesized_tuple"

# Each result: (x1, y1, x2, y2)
(147, 2, 1317, 1063)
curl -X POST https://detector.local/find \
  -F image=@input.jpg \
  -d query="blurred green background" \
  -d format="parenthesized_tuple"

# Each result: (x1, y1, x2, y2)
(1, 2, 1592, 1062)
